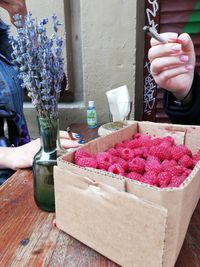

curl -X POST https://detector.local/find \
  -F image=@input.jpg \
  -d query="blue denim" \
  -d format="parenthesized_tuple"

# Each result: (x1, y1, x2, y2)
(0, 19, 30, 146)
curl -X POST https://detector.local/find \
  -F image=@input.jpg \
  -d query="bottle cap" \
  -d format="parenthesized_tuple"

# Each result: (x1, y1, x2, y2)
(88, 101, 95, 107)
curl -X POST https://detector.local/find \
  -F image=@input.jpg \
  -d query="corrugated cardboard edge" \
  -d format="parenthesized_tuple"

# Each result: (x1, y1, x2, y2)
(56, 121, 200, 267)
(54, 166, 167, 267)
(126, 163, 200, 267)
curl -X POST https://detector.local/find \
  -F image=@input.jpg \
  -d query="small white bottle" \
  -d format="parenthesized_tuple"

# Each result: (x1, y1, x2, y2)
(86, 101, 97, 128)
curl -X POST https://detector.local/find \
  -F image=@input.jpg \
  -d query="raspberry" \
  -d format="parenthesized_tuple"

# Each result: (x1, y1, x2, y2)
(142, 171, 159, 186)
(157, 172, 171, 188)
(107, 148, 119, 157)
(108, 164, 125, 176)
(178, 155, 194, 169)
(115, 142, 125, 149)
(169, 165, 186, 177)
(113, 156, 128, 170)
(127, 139, 142, 149)
(162, 136, 175, 145)
(128, 157, 145, 173)
(169, 175, 187, 187)
(171, 144, 192, 161)
(132, 147, 147, 158)
(74, 149, 93, 163)
(145, 156, 163, 173)
(137, 134, 153, 147)
(120, 148, 135, 161)
(126, 172, 143, 182)
(96, 152, 113, 170)
(76, 157, 98, 169)
(162, 159, 177, 171)
(149, 145, 172, 161)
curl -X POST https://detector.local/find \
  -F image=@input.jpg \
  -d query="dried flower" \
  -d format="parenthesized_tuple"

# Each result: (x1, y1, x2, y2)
(10, 12, 65, 119)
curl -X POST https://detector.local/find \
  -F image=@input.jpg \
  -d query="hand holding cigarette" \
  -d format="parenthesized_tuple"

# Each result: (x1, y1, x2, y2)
(146, 26, 195, 101)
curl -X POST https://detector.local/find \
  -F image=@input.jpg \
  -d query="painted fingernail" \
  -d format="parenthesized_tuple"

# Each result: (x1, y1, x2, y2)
(185, 65, 194, 70)
(75, 134, 81, 138)
(78, 139, 85, 144)
(171, 44, 181, 51)
(179, 55, 188, 62)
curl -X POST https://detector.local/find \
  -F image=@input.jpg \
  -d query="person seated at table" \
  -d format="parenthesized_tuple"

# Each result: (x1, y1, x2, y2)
(148, 31, 200, 125)
(0, 1, 82, 181)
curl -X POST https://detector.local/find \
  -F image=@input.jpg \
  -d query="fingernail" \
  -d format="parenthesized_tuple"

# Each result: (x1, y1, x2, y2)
(171, 44, 181, 51)
(185, 65, 194, 70)
(78, 139, 85, 144)
(179, 55, 188, 62)
(75, 134, 81, 138)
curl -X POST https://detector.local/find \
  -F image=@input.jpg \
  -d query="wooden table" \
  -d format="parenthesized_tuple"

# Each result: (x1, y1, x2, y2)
(0, 124, 200, 267)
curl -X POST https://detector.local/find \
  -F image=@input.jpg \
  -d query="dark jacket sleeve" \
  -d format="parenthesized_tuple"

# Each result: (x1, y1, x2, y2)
(163, 71, 200, 125)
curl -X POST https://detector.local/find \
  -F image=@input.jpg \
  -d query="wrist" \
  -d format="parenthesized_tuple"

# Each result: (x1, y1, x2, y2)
(173, 87, 193, 107)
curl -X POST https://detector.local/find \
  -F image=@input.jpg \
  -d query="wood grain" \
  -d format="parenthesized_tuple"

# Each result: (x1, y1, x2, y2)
(0, 124, 199, 266)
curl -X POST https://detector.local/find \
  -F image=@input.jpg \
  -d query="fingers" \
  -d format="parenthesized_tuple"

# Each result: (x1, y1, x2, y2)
(60, 139, 83, 149)
(59, 130, 81, 140)
(148, 43, 182, 63)
(150, 55, 192, 76)
(150, 32, 178, 46)
(177, 33, 194, 53)
(153, 65, 193, 85)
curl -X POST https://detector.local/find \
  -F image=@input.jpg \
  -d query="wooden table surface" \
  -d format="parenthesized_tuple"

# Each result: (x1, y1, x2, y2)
(0, 123, 200, 267)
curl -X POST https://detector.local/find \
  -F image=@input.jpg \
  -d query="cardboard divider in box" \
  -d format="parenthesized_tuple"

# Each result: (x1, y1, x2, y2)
(54, 121, 200, 267)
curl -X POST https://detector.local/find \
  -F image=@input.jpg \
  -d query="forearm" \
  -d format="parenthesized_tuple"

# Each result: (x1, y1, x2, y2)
(0, 147, 16, 170)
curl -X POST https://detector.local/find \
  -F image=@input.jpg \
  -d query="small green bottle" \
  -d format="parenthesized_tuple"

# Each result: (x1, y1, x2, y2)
(86, 101, 97, 128)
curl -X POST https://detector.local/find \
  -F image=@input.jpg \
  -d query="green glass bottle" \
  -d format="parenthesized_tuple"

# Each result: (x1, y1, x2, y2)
(33, 116, 62, 212)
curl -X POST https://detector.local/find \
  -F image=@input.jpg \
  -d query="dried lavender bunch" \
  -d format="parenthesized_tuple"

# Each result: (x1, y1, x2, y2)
(10, 12, 65, 119)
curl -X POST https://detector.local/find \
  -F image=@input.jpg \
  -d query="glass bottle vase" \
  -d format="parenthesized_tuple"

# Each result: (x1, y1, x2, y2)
(33, 116, 63, 212)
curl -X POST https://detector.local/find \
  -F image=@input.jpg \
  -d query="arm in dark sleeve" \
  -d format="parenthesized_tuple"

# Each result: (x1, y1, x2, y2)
(163, 71, 200, 125)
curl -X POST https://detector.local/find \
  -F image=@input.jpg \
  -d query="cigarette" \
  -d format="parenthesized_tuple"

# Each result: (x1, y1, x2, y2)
(143, 26, 168, 44)
(66, 126, 76, 140)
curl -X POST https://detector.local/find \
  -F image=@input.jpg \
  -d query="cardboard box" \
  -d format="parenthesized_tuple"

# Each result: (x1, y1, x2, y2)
(54, 121, 200, 267)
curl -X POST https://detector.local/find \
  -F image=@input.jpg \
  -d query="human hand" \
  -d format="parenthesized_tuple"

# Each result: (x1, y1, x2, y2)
(148, 32, 196, 100)
(0, 0, 27, 24)
(1, 130, 83, 170)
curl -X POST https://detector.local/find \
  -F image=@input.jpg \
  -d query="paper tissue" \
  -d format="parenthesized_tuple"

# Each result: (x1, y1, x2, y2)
(106, 85, 131, 121)
(98, 85, 133, 136)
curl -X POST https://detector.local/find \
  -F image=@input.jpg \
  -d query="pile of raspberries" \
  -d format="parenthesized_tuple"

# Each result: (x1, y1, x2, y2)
(74, 133, 200, 188)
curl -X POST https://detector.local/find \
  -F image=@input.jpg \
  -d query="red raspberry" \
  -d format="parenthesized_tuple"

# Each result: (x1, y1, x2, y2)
(76, 157, 98, 169)
(75, 149, 93, 163)
(170, 165, 186, 177)
(157, 172, 171, 188)
(96, 152, 113, 170)
(149, 145, 172, 161)
(178, 155, 194, 169)
(162, 136, 175, 146)
(126, 172, 143, 182)
(108, 164, 125, 176)
(151, 137, 164, 146)
(132, 147, 147, 158)
(120, 148, 135, 161)
(145, 156, 163, 173)
(137, 134, 153, 147)
(107, 148, 119, 157)
(115, 142, 125, 149)
(169, 175, 187, 188)
(128, 158, 145, 173)
(113, 156, 128, 170)
(171, 144, 192, 161)
(142, 171, 159, 186)
(162, 159, 177, 171)
(127, 139, 142, 149)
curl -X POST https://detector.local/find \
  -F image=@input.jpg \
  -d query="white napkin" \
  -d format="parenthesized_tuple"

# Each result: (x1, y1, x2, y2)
(106, 85, 131, 121)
